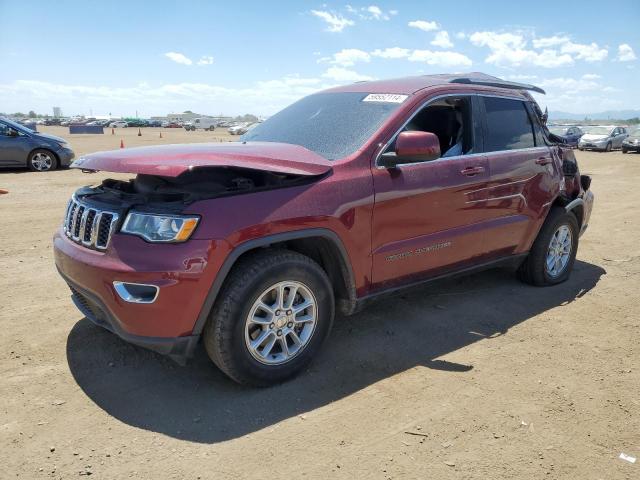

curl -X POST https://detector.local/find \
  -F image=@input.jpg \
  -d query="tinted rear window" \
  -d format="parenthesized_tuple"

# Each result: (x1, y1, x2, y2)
(241, 92, 404, 160)
(483, 97, 535, 151)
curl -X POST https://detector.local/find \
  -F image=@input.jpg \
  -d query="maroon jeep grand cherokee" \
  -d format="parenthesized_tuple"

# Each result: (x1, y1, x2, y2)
(54, 73, 594, 385)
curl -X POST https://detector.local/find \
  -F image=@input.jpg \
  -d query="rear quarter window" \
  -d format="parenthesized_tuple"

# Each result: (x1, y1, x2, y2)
(483, 97, 535, 151)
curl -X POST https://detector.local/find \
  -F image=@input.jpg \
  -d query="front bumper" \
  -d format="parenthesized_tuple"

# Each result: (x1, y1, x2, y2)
(622, 143, 640, 152)
(54, 229, 229, 362)
(578, 142, 608, 150)
(57, 147, 75, 166)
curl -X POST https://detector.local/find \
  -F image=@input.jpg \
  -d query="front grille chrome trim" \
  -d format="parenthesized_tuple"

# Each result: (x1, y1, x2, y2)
(62, 195, 119, 251)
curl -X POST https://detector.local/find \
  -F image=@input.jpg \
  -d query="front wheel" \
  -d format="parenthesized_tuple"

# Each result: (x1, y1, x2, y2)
(622, 148, 628, 154)
(208, 126, 215, 131)
(204, 249, 335, 386)
(518, 207, 579, 286)
(28, 149, 57, 172)
(605, 142, 612, 152)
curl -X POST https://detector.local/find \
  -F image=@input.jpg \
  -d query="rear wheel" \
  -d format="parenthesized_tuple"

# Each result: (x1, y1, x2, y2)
(28, 149, 57, 172)
(208, 126, 215, 131)
(203, 249, 335, 386)
(518, 207, 579, 286)
(622, 148, 628, 154)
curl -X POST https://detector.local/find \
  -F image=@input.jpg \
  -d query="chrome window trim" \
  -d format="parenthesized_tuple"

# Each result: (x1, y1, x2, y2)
(374, 91, 541, 170)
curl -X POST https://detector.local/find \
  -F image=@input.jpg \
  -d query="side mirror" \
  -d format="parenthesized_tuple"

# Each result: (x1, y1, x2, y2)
(379, 131, 441, 168)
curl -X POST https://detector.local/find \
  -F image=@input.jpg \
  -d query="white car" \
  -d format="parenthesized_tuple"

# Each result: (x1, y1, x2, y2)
(578, 125, 628, 152)
(109, 121, 128, 128)
(185, 118, 216, 131)
(228, 122, 249, 135)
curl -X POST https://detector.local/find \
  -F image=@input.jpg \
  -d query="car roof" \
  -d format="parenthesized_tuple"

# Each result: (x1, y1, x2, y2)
(324, 72, 544, 96)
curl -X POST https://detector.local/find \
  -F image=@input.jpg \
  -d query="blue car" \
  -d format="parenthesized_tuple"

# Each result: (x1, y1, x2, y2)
(548, 125, 584, 147)
(0, 117, 75, 171)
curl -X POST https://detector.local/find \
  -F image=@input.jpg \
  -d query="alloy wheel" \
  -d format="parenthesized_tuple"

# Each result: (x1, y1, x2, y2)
(244, 281, 317, 365)
(546, 225, 572, 278)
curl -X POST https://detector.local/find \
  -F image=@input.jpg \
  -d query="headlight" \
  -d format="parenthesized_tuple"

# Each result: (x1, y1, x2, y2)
(121, 212, 199, 243)
(57, 141, 71, 149)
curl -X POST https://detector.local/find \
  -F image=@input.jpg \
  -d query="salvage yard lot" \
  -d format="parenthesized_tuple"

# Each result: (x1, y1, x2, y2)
(1, 128, 639, 479)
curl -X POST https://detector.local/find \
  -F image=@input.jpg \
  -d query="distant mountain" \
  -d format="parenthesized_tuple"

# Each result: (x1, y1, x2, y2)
(549, 110, 640, 121)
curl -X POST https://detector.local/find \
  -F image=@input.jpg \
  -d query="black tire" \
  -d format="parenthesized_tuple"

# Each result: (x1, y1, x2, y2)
(27, 149, 57, 172)
(605, 142, 612, 152)
(203, 249, 335, 386)
(518, 207, 579, 286)
(622, 148, 628, 154)
(208, 126, 215, 131)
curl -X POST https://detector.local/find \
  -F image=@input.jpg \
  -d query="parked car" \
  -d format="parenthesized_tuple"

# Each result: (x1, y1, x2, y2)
(578, 125, 628, 151)
(185, 118, 216, 131)
(54, 73, 593, 386)
(147, 120, 162, 127)
(45, 118, 62, 126)
(228, 122, 248, 135)
(17, 119, 38, 131)
(235, 122, 260, 135)
(548, 125, 583, 147)
(163, 121, 182, 128)
(0, 117, 74, 171)
(622, 127, 640, 153)
(126, 119, 148, 128)
(109, 121, 129, 128)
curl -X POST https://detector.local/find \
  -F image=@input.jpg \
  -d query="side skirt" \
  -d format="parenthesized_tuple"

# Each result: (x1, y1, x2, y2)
(351, 253, 528, 314)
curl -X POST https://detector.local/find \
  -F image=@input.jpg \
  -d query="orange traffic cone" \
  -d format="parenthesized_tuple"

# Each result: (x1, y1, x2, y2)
(0, 189, 8, 195)
(137, 128, 142, 137)
(120, 139, 124, 148)
(111, 127, 115, 135)
(159, 131, 163, 138)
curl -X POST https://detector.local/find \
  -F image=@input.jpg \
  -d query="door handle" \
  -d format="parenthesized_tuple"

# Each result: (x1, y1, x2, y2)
(460, 166, 485, 176)
(535, 157, 552, 166)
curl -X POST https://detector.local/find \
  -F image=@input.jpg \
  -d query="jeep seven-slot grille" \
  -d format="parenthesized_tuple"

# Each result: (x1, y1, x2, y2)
(63, 197, 119, 250)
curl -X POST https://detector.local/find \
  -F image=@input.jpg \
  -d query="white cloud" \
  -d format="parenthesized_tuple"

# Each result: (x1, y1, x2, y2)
(469, 31, 573, 68)
(431, 31, 453, 49)
(346, 5, 395, 21)
(311, 10, 354, 32)
(0, 76, 334, 117)
(581, 73, 601, 80)
(532, 35, 570, 48)
(455, 32, 466, 40)
(322, 67, 374, 82)
(539, 76, 602, 92)
(559, 41, 607, 62)
(408, 20, 439, 32)
(617, 43, 637, 62)
(164, 52, 193, 66)
(371, 47, 411, 59)
(408, 49, 472, 67)
(197, 56, 214, 66)
(506, 74, 538, 80)
(322, 48, 371, 67)
(370, 46, 471, 67)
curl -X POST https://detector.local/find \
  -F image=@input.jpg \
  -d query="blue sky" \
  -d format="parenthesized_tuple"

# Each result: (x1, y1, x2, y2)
(0, 0, 638, 117)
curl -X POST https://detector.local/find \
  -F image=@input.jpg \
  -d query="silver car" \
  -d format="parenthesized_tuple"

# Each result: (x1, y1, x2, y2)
(578, 125, 628, 152)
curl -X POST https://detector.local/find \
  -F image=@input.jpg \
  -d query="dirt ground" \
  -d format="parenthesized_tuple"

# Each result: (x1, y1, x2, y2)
(1, 127, 638, 479)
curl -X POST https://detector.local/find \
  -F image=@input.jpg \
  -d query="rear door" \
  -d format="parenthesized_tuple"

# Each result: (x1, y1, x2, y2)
(479, 96, 557, 257)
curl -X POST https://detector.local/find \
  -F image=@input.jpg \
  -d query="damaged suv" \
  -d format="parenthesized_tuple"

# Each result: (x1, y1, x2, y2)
(54, 73, 594, 386)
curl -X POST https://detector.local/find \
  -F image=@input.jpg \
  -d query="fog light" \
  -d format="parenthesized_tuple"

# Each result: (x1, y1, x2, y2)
(113, 281, 159, 304)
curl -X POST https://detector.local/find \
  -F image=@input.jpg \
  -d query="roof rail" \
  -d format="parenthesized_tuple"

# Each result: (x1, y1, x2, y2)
(449, 76, 545, 95)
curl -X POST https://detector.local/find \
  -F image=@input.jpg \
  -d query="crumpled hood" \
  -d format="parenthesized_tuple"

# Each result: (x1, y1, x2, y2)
(581, 134, 609, 141)
(71, 142, 333, 177)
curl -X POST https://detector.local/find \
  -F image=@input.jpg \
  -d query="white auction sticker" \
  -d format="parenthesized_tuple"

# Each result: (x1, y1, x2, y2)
(362, 93, 408, 103)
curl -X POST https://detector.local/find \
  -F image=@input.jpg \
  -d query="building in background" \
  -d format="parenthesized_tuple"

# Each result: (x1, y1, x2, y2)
(53, 107, 62, 118)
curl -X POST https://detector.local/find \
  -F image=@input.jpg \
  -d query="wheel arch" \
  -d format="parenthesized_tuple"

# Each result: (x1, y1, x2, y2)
(192, 228, 357, 335)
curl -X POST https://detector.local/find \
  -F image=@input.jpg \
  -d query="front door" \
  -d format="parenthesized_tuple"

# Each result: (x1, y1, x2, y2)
(370, 94, 492, 291)
(0, 123, 30, 166)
